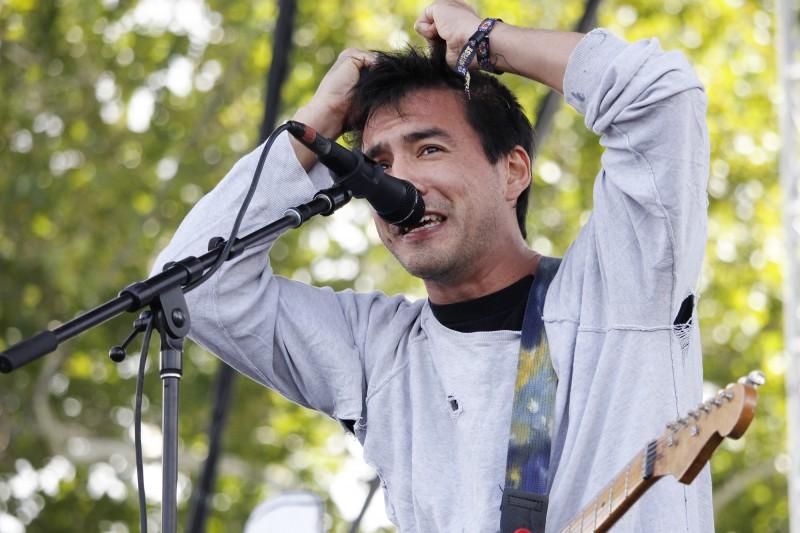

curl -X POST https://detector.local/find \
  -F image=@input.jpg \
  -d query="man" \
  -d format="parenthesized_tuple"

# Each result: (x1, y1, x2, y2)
(153, 1, 712, 531)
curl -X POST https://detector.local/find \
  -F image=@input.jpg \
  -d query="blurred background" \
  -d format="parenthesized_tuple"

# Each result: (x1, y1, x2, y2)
(0, 0, 796, 531)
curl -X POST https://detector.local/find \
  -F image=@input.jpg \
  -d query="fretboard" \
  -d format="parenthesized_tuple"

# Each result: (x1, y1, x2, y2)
(558, 440, 661, 533)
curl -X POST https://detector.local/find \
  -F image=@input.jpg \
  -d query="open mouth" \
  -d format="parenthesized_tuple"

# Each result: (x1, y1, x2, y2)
(400, 213, 446, 235)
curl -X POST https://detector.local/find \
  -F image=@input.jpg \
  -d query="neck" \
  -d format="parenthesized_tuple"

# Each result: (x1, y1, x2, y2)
(425, 246, 541, 305)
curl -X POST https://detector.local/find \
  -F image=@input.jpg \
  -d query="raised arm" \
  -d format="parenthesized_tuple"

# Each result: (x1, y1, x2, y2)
(416, 1, 709, 322)
(149, 50, 403, 423)
(414, 0, 583, 93)
(290, 49, 376, 170)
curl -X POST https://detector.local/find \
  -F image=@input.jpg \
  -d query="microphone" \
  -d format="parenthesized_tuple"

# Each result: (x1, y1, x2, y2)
(286, 120, 425, 226)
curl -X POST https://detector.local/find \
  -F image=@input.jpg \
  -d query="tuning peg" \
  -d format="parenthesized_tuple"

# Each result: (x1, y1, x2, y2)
(738, 370, 766, 388)
(723, 390, 735, 400)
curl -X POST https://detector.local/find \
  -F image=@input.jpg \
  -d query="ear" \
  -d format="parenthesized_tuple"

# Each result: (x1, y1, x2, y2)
(502, 145, 532, 203)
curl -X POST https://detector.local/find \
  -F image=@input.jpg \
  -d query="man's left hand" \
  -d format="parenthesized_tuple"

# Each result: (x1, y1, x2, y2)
(414, 0, 483, 69)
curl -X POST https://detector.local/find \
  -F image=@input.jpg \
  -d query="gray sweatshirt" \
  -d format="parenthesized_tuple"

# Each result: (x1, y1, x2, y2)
(152, 30, 712, 532)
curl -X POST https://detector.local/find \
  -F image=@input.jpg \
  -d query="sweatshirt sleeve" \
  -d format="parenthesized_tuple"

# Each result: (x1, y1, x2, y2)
(541, 31, 712, 533)
(150, 132, 405, 422)
(562, 29, 709, 326)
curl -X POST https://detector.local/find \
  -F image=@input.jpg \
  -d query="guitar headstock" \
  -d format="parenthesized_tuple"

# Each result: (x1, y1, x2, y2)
(653, 371, 763, 484)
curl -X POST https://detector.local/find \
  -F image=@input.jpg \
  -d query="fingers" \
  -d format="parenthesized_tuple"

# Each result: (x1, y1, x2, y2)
(317, 48, 376, 92)
(418, 4, 435, 26)
(415, 20, 438, 41)
(414, 0, 482, 61)
(415, 22, 439, 49)
(414, 5, 438, 40)
(336, 48, 376, 70)
(300, 48, 377, 141)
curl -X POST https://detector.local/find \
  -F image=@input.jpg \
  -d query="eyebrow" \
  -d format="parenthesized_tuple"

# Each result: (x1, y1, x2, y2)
(365, 127, 453, 160)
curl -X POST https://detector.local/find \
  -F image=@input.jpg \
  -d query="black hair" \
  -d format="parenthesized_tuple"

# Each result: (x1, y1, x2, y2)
(345, 44, 535, 239)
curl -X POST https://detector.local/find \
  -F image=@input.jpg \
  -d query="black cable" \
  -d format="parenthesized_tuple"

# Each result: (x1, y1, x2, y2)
(183, 122, 290, 294)
(135, 317, 155, 533)
(348, 476, 381, 533)
(187, 1, 297, 525)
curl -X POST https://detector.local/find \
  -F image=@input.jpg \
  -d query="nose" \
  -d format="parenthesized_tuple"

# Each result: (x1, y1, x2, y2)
(388, 158, 430, 196)
(404, 176, 429, 197)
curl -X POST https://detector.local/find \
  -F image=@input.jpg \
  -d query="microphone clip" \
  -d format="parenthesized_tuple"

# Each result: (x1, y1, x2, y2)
(328, 149, 381, 198)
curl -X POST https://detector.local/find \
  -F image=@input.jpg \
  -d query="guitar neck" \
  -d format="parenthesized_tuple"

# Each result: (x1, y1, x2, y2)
(558, 441, 661, 533)
(557, 375, 761, 533)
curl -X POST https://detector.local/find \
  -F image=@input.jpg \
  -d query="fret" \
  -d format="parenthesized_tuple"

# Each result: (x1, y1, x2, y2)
(561, 453, 646, 533)
(586, 505, 594, 533)
(624, 462, 630, 498)
(644, 440, 658, 479)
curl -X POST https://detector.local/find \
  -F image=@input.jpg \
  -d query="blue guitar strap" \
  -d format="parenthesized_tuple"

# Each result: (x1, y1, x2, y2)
(500, 256, 561, 533)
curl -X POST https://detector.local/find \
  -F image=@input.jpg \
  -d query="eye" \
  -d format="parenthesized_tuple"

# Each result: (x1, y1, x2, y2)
(420, 145, 442, 156)
(377, 160, 392, 170)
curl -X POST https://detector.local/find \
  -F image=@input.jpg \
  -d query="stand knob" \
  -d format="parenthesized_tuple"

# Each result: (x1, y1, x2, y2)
(109, 311, 153, 364)
(171, 309, 186, 328)
(109, 345, 126, 363)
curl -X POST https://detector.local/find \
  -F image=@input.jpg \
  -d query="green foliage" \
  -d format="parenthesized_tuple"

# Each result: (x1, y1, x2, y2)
(0, 0, 787, 531)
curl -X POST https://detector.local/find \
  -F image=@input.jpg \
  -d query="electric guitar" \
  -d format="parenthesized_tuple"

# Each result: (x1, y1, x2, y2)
(559, 371, 765, 533)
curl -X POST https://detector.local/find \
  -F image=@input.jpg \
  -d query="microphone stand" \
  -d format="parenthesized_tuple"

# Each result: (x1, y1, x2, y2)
(0, 185, 352, 533)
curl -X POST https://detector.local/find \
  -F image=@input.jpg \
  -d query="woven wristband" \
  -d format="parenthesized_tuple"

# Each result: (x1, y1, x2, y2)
(476, 18, 501, 72)
(455, 18, 501, 76)
(455, 18, 502, 98)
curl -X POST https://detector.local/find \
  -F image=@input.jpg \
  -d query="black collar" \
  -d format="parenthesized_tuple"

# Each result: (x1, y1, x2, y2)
(429, 275, 533, 333)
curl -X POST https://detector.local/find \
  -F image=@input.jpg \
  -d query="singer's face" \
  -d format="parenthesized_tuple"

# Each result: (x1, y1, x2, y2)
(362, 88, 522, 286)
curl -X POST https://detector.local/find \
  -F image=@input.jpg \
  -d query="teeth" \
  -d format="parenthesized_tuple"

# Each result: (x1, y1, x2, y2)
(402, 214, 444, 235)
(419, 214, 443, 224)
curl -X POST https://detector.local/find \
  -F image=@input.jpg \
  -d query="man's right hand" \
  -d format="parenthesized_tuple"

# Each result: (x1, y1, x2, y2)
(290, 48, 376, 171)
